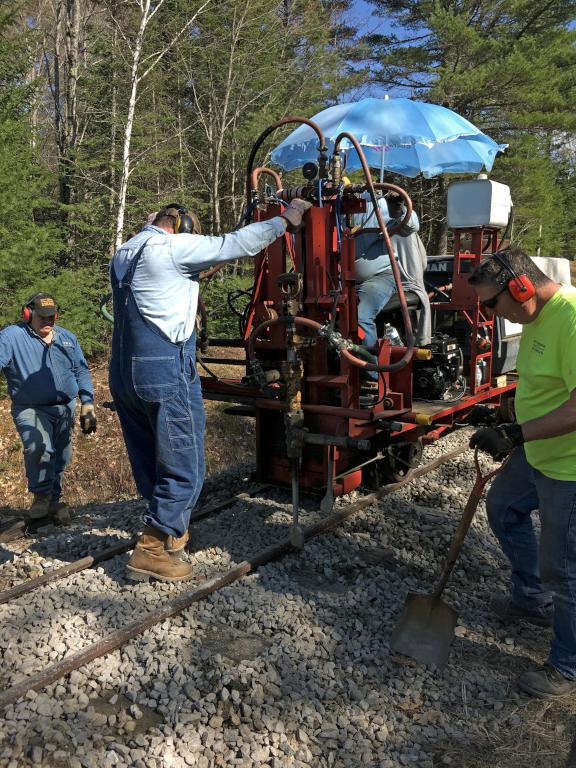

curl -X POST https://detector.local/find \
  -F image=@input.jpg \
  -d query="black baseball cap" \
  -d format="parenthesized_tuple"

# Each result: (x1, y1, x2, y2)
(29, 293, 58, 317)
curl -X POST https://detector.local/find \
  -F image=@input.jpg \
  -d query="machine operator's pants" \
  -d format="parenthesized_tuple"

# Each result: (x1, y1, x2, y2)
(12, 402, 75, 502)
(486, 447, 576, 679)
(357, 274, 396, 381)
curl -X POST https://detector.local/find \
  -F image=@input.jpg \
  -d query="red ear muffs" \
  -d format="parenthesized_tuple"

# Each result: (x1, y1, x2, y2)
(507, 273, 535, 303)
(492, 252, 536, 304)
(22, 300, 59, 323)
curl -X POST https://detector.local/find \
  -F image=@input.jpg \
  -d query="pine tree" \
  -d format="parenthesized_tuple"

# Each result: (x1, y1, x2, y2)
(360, 0, 576, 254)
(0, 6, 63, 326)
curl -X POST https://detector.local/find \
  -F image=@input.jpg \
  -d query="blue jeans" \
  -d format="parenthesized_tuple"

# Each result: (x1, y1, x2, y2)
(357, 274, 396, 381)
(357, 274, 397, 348)
(487, 447, 576, 678)
(12, 402, 75, 501)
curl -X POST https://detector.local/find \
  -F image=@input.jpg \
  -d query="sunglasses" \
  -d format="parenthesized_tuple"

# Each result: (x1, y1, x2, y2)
(481, 284, 508, 310)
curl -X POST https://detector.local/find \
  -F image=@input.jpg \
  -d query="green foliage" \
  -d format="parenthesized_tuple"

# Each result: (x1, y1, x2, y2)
(1, 0, 575, 364)
(0, 0, 354, 355)
(200, 269, 254, 338)
(0, 6, 64, 325)
(31, 265, 112, 356)
(360, 0, 576, 254)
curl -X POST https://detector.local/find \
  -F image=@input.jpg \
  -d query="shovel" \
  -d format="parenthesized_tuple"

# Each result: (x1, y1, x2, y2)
(390, 448, 507, 669)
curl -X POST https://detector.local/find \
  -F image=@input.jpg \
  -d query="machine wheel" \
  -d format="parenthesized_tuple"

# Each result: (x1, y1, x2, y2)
(381, 440, 423, 483)
(362, 440, 423, 489)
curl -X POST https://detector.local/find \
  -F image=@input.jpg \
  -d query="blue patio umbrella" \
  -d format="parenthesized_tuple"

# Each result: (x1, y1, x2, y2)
(270, 97, 507, 178)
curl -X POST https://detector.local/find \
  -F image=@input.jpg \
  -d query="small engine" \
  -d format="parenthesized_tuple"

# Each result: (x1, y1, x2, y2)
(412, 335, 462, 400)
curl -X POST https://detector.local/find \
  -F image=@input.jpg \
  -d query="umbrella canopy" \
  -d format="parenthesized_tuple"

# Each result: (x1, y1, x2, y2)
(271, 97, 507, 178)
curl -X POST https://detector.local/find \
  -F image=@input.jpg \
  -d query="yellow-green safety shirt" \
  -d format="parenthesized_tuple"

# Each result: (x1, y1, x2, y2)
(515, 285, 576, 480)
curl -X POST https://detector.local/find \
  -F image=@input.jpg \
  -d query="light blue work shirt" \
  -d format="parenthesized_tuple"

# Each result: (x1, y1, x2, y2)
(111, 219, 287, 343)
(352, 196, 420, 282)
(0, 323, 94, 406)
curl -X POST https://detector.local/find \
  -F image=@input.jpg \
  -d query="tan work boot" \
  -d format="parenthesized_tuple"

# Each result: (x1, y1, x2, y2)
(50, 501, 71, 525)
(28, 492, 51, 520)
(166, 529, 189, 554)
(126, 526, 193, 582)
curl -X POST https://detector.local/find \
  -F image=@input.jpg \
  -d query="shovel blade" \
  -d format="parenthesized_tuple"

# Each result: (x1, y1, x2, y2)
(390, 593, 459, 670)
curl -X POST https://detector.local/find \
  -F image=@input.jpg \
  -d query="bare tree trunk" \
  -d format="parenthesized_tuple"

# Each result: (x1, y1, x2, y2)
(177, 70, 185, 195)
(152, 86, 160, 199)
(65, 0, 79, 159)
(108, 26, 118, 256)
(56, 0, 80, 208)
(114, 0, 149, 249)
(431, 176, 448, 254)
(114, 0, 212, 250)
(210, 4, 248, 235)
(53, 0, 65, 203)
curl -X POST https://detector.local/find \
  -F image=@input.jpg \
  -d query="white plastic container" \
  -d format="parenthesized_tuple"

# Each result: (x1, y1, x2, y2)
(532, 256, 572, 286)
(447, 177, 512, 229)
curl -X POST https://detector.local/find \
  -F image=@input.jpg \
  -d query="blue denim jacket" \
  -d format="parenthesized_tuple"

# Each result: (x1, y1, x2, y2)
(0, 323, 94, 406)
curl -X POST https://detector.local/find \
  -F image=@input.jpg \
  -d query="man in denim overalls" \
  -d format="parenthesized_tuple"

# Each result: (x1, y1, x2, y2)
(110, 201, 311, 582)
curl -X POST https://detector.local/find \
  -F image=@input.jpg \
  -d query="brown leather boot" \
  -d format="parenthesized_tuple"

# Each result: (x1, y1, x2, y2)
(126, 526, 193, 582)
(28, 492, 51, 520)
(166, 529, 189, 553)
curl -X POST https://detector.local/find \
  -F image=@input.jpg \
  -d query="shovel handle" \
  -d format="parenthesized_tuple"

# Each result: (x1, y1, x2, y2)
(432, 448, 509, 599)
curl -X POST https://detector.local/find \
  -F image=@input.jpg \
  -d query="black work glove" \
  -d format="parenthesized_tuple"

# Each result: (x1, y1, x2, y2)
(466, 404, 499, 427)
(80, 403, 97, 434)
(280, 199, 313, 233)
(469, 423, 524, 461)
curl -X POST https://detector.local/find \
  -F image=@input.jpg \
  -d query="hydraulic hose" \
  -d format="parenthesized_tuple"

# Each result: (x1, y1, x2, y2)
(247, 316, 322, 363)
(247, 315, 415, 376)
(245, 116, 328, 215)
(199, 166, 286, 285)
(100, 292, 114, 323)
(250, 167, 283, 192)
(334, 131, 415, 372)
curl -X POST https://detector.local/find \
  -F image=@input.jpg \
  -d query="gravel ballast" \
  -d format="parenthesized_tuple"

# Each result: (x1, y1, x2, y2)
(0, 430, 573, 768)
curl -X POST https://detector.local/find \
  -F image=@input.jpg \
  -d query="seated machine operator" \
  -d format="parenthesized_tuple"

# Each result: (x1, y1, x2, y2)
(352, 192, 431, 376)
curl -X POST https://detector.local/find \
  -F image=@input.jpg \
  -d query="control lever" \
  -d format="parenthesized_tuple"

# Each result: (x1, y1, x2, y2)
(320, 446, 335, 514)
(289, 459, 305, 549)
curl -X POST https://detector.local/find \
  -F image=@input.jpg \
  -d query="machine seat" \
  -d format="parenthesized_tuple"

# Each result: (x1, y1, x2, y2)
(379, 290, 421, 314)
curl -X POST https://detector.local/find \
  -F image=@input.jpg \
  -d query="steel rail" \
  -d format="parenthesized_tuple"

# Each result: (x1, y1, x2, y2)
(0, 445, 468, 709)
(0, 486, 271, 607)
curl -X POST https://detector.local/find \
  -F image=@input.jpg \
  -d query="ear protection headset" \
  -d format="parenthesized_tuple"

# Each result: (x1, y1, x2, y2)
(164, 203, 200, 234)
(22, 294, 59, 323)
(491, 252, 536, 303)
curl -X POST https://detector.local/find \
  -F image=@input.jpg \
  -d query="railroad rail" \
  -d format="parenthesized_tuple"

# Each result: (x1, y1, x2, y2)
(0, 446, 466, 709)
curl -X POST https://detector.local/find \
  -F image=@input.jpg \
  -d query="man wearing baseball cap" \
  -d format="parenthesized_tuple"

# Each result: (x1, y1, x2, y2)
(0, 292, 96, 519)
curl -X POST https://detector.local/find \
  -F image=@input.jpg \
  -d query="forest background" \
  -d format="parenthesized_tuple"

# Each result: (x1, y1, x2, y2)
(1, 0, 576, 354)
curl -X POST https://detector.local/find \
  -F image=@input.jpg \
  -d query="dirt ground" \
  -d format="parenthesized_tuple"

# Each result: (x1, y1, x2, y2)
(0, 349, 255, 512)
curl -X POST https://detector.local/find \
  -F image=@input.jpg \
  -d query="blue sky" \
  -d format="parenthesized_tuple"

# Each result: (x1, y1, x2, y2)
(341, 0, 417, 99)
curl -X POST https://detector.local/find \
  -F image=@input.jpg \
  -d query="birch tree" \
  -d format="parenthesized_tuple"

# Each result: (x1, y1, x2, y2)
(107, 0, 211, 250)
(178, 0, 355, 233)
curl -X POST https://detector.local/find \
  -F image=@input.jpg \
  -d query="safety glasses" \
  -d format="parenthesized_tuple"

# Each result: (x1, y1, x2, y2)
(481, 284, 508, 310)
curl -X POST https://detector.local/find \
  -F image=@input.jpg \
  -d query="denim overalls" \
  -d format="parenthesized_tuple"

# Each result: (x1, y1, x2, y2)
(109, 239, 205, 538)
